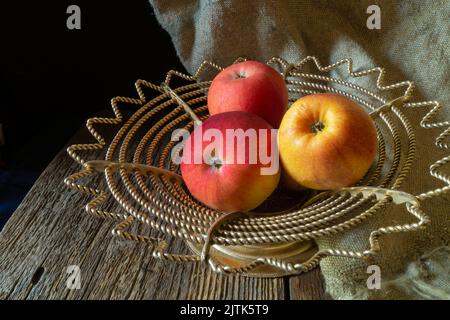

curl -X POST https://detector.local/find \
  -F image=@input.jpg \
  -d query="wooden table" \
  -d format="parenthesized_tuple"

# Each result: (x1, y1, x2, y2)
(0, 120, 327, 300)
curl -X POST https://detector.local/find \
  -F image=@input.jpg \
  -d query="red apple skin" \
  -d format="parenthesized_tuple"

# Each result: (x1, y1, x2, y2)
(279, 93, 378, 190)
(207, 61, 288, 128)
(181, 111, 280, 212)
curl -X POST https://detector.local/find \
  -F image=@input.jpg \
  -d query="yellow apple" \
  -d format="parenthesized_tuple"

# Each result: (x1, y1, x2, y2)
(278, 93, 378, 190)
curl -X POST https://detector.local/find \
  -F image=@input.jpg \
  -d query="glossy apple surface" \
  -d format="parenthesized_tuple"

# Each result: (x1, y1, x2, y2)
(207, 61, 288, 128)
(181, 111, 280, 212)
(278, 93, 378, 190)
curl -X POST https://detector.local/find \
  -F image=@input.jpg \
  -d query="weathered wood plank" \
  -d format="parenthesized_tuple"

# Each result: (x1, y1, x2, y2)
(0, 121, 290, 300)
(289, 267, 329, 300)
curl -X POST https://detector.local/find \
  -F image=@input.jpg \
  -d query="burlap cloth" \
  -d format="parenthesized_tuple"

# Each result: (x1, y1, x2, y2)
(149, 0, 450, 299)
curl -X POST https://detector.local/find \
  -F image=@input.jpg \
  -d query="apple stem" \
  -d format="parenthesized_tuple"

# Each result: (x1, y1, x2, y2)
(210, 158, 222, 169)
(205, 149, 223, 169)
(311, 121, 325, 133)
(161, 82, 202, 127)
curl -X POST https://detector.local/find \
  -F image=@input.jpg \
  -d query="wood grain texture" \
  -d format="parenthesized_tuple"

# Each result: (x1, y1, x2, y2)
(0, 115, 325, 300)
(289, 268, 329, 300)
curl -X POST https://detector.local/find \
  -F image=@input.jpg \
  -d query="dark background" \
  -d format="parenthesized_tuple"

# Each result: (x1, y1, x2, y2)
(0, 1, 184, 228)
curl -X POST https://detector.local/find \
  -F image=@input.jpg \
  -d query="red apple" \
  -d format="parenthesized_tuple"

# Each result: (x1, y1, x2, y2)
(278, 93, 378, 190)
(207, 61, 288, 128)
(180, 111, 280, 212)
